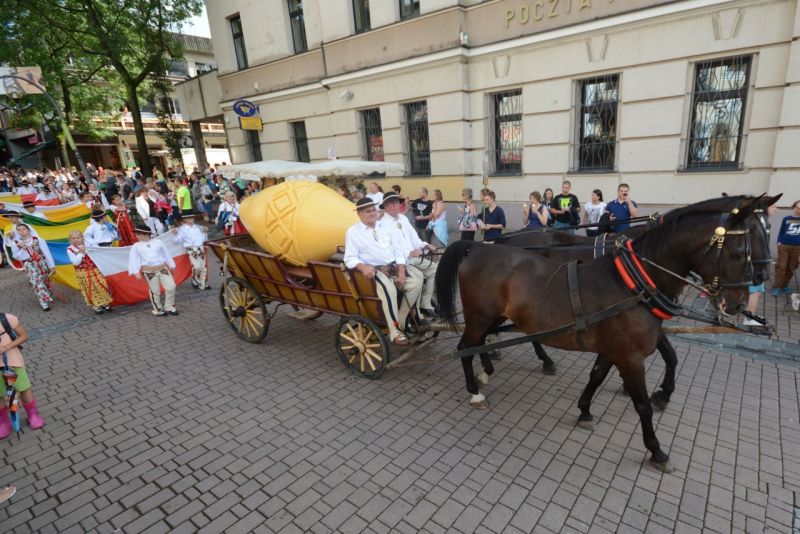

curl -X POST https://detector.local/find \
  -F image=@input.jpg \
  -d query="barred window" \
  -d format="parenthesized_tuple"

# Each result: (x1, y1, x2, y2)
(403, 101, 430, 175)
(576, 74, 618, 172)
(230, 15, 248, 70)
(291, 121, 310, 162)
(490, 90, 522, 175)
(361, 108, 384, 161)
(247, 130, 262, 162)
(353, 0, 371, 33)
(288, 0, 307, 53)
(686, 56, 751, 169)
(399, 0, 420, 20)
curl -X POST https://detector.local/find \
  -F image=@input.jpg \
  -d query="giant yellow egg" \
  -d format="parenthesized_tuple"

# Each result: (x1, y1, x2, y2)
(238, 181, 358, 266)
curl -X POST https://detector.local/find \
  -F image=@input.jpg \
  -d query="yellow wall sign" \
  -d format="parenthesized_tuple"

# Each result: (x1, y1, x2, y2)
(240, 116, 263, 130)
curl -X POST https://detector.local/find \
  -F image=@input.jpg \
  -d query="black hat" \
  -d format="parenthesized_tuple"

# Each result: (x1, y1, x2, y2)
(22, 200, 36, 209)
(354, 198, 379, 211)
(133, 224, 153, 235)
(91, 208, 106, 220)
(42, 185, 51, 192)
(379, 193, 404, 209)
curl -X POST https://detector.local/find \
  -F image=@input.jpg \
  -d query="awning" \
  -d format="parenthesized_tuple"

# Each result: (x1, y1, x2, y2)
(217, 159, 405, 182)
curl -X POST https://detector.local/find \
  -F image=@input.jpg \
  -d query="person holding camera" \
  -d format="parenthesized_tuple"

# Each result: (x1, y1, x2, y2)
(605, 183, 638, 232)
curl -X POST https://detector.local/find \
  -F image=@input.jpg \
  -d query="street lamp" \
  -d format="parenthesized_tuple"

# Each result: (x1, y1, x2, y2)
(0, 73, 86, 174)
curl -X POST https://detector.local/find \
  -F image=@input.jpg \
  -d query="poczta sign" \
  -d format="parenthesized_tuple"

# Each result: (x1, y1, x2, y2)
(504, 0, 605, 28)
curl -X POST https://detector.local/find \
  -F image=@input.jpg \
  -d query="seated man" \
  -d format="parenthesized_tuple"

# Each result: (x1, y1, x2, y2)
(377, 193, 438, 319)
(344, 197, 423, 346)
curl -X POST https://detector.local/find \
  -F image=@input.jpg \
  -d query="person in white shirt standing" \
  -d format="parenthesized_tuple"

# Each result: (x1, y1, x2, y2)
(15, 179, 37, 195)
(135, 188, 165, 236)
(175, 214, 210, 290)
(83, 208, 118, 247)
(377, 193, 439, 320)
(344, 198, 423, 346)
(128, 225, 177, 316)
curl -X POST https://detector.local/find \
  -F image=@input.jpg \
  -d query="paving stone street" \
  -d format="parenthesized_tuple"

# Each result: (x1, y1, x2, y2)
(1, 258, 799, 534)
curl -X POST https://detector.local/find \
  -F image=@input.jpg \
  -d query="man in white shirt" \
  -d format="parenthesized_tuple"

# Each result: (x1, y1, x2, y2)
(365, 182, 384, 206)
(21, 201, 47, 220)
(35, 185, 58, 203)
(16, 179, 37, 195)
(128, 225, 177, 316)
(135, 187, 164, 236)
(344, 198, 423, 346)
(378, 193, 439, 320)
(83, 208, 117, 247)
(175, 214, 210, 290)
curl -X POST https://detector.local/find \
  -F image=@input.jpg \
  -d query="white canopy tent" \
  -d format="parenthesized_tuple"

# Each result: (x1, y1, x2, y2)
(217, 159, 404, 182)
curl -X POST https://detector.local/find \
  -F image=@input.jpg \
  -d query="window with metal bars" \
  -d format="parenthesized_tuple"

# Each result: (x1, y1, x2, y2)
(291, 121, 310, 162)
(353, 0, 371, 33)
(247, 130, 262, 162)
(399, 0, 420, 20)
(403, 101, 430, 175)
(490, 90, 522, 175)
(288, 0, 307, 53)
(230, 15, 248, 70)
(686, 56, 751, 169)
(361, 108, 384, 161)
(576, 74, 619, 172)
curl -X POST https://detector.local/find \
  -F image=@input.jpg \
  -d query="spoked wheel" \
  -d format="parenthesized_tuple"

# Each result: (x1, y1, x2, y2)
(335, 315, 389, 379)
(219, 277, 269, 343)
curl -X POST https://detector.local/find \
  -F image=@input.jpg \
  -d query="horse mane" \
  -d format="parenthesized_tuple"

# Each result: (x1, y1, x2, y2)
(633, 195, 751, 257)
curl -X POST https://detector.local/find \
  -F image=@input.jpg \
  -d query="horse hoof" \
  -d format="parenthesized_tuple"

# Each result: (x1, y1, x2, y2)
(470, 399, 489, 410)
(650, 459, 674, 474)
(576, 419, 595, 431)
(542, 364, 557, 375)
(650, 393, 669, 411)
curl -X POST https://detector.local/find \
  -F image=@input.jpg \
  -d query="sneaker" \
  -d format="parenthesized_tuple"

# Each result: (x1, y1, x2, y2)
(152, 310, 167, 317)
(191, 280, 199, 289)
(94, 307, 104, 314)
(791, 293, 800, 311)
(742, 318, 762, 326)
(103, 305, 112, 312)
(168, 310, 179, 316)
(41, 305, 51, 312)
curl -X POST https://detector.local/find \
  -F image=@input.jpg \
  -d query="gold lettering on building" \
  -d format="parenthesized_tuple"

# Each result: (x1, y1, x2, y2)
(505, 9, 515, 27)
(504, 0, 625, 27)
(534, 1, 544, 21)
(549, 0, 559, 18)
(580, 0, 591, 9)
(520, 5, 530, 23)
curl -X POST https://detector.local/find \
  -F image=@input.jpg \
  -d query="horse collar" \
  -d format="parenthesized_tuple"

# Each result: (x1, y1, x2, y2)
(613, 239, 675, 321)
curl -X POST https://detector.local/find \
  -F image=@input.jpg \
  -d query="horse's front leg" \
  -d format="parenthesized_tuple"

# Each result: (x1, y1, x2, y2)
(617, 359, 673, 473)
(532, 341, 557, 375)
(576, 354, 612, 430)
(650, 335, 678, 411)
(476, 344, 494, 390)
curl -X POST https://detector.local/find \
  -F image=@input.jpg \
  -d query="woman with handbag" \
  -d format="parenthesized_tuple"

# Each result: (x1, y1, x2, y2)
(216, 191, 246, 236)
(457, 188, 478, 241)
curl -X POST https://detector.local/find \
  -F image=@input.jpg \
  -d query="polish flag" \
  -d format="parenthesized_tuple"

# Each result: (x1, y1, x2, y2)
(87, 230, 192, 306)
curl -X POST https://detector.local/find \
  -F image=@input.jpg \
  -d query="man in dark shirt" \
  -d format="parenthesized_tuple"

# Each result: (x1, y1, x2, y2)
(604, 183, 639, 232)
(551, 180, 580, 234)
(411, 187, 433, 239)
(478, 190, 506, 241)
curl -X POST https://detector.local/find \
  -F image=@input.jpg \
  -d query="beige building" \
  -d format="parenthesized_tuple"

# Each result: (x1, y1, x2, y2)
(176, 0, 800, 208)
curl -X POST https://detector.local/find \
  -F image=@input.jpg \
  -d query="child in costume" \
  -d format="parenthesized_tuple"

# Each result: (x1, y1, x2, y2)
(67, 231, 113, 314)
(128, 225, 178, 316)
(0, 313, 45, 438)
(175, 214, 210, 290)
(110, 194, 138, 246)
(9, 224, 55, 311)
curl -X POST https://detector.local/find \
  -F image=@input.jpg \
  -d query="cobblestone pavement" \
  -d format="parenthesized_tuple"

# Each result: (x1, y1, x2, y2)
(0, 260, 799, 534)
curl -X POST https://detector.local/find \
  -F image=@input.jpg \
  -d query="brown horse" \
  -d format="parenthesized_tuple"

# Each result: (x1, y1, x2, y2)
(435, 196, 774, 471)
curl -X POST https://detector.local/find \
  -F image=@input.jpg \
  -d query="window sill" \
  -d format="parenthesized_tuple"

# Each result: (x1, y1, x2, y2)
(567, 169, 617, 175)
(676, 165, 744, 173)
(489, 172, 522, 178)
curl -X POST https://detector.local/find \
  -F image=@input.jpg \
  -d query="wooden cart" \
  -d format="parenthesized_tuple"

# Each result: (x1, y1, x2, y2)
(207, 234, 429, 379)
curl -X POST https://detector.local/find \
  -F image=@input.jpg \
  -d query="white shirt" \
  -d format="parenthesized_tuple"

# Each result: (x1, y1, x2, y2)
(584, 201, 607, 225)
(9, 236, 55, 268)
(217, 201, 239, 224)
(377, 213, 428, 259)
(36, 191, 58, 201)
(16, 185, 37, 195)
(66, 244, 88, 266)
(84, 218, 116, 246)
(344, 221, 407, 269)
(128, 240, 175, 275)
(176, 224, 206, 247)
(135, 195, 152, 221)
(366, 192, 384, 205)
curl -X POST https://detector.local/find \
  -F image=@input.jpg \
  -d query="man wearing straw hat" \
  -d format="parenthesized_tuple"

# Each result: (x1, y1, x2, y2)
(343, 198, 422, 346)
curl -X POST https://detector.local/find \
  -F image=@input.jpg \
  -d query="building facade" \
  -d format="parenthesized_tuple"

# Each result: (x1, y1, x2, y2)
(179, 0, 800, 207)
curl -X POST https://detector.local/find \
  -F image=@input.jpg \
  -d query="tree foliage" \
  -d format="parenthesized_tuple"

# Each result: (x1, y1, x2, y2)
(1, 0, 202, 176)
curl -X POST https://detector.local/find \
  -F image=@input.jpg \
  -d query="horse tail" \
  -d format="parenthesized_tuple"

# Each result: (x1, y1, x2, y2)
(435, 240, 475, 331)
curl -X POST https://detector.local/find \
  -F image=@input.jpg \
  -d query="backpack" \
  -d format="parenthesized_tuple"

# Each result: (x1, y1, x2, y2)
(0, 313, 21, 349)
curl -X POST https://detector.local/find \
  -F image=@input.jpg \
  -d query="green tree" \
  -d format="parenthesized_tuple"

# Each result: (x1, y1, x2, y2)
(12, 0, 202, 178)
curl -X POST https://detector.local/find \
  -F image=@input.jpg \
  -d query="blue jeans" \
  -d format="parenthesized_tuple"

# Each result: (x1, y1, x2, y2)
(554, 221, 575, 234)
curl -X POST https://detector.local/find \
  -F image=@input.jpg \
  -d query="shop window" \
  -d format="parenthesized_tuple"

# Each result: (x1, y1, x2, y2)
(575, 74, 618, 172)
(288, 0, 308, 53)
(353, 0, 371, 33)
(403, 101, 430, 175)
(247, 130, 262, 162)
(230, 15, 248, 70)
(291, 121, 310, 162)
(490, 90, 522, 175)
(399, 0, 420, 20)
(686, 56, 751, 169)
(361, 108, 384, 161)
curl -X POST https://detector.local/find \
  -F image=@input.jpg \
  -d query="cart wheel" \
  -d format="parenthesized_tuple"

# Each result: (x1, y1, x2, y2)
(220, 277, 269, 343)
(335, 316, 389, 379)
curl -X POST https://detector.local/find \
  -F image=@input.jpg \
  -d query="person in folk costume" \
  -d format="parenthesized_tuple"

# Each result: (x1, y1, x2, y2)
(128, 224, 178, 316)
(21, 200, 46, 220)
(66, 231, 113, 314)
(0, 312, 45, 439)
(86, 182, 109, 210)
(83, 207, 118, 247)
(216, 191, 246, 236)
(135, 187, 165, 236)
(109, 194, 138, 246)
(175, 213, 211, 290)
(9, 224, 55, 311)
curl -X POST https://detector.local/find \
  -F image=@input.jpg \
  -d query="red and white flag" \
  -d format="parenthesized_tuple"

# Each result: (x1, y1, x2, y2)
(87, 230, 192, 306)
